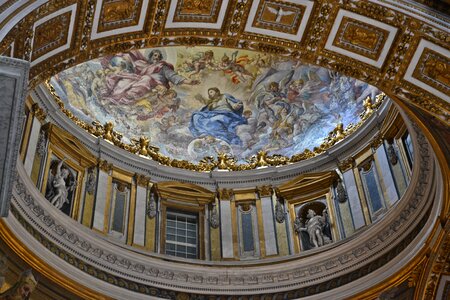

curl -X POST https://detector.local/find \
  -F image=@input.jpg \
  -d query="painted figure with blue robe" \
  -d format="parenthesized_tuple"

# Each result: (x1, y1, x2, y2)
(189, 87, 247, 145)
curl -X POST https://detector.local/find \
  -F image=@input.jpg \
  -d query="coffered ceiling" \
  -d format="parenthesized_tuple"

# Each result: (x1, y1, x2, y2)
(0, 0, 448, 124)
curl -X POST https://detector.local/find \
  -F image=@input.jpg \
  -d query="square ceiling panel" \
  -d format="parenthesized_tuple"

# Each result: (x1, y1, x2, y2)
(172, 0, 223, 23)
(165, 0, 228, 29)
(404, 39, 450, 103)
(324, 9, 397, 68)
(91, 0, 149, 40)
(244, 0, 314, 42)
(31, 3, 77, 66)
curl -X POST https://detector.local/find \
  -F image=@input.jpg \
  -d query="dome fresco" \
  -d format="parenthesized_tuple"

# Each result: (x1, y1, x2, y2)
(50, 46, 382, 163)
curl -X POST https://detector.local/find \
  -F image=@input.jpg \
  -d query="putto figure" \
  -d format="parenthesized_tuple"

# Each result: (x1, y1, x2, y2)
(189, 87, 247, 145)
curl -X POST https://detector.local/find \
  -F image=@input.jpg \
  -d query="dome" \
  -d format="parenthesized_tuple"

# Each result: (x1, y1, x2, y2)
(0, 1, 448, 299)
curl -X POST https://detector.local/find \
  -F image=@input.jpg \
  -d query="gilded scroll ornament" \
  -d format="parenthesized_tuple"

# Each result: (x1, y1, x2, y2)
(98, 160, 113, 173)
(257, 185, 272, 198)
(218, 188, 233, 201)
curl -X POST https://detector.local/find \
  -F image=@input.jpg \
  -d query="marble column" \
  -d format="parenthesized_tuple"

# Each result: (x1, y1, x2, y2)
(0, 57, 29, 216)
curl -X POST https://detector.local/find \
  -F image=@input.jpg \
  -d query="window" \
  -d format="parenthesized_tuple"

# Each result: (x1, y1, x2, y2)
(359, 160, 386, 221)
(402, 132, 414, 167)
(109, 181, 130, 240)
(165, 210, 198, 259)
(237, 203, 260, 258)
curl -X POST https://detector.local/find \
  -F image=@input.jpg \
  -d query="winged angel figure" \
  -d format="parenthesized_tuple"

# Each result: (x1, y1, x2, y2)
(46, 158, 77, 210)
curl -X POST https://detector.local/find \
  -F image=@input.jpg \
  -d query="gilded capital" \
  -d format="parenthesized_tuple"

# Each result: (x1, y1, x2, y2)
(98, 159, 113, 173)
(135, 174, 150, 187)
(257, 185, 273, 198)
(217, 188, 233, 201)
(338, 157, 355, 172)
(31, 103, 47, 122)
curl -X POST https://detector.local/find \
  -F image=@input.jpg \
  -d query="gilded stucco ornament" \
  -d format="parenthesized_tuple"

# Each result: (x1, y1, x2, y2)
(31, 103, 47, 122)
(98, 160, 113, 173)
(360, 94, 383, 121)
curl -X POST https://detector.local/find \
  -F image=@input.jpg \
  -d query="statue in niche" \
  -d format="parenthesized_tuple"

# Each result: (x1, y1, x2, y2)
(0, 269, 37, 300)
(294, 203, 332, 250)
(45, 158, 77, 214)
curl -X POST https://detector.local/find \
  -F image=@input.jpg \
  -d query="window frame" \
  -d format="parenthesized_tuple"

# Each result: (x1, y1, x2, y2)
(165, 209, 199, 259)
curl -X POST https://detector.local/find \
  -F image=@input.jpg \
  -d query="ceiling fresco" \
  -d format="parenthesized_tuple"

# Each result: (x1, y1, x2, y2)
(50, 46, 382, 163)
